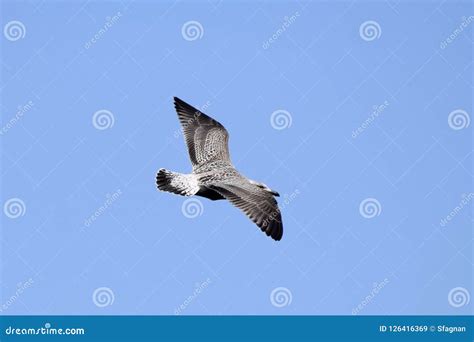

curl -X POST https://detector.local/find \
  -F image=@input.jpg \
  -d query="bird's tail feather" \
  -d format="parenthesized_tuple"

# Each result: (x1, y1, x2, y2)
(156, 169, 199, 196)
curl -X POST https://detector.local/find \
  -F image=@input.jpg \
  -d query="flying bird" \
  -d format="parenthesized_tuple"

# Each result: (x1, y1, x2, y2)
(156, 97, 283, 241)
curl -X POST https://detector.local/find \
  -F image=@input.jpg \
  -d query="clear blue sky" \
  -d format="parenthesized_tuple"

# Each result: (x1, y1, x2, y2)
(1, 0, 472, 315)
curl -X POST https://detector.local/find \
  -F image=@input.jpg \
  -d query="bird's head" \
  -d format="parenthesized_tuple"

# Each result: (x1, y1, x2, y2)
(249, 180, 280, 197)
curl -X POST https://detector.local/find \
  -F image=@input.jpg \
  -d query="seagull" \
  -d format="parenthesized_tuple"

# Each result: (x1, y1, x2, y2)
(156, 97, 283, 241)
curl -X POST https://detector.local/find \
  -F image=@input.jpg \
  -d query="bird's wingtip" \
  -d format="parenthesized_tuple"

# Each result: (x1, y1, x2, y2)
(174, 97, 190, 110)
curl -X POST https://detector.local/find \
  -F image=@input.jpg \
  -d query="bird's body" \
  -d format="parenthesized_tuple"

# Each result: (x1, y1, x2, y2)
(157, 97, 283, 241)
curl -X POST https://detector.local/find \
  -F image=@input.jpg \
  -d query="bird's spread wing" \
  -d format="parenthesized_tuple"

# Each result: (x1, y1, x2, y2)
(209, 179, 283, 241)
(174, 97, 231, 168)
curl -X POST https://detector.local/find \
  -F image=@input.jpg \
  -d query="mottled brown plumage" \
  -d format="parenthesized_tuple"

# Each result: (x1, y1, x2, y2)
(157, 97, 283, 241)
